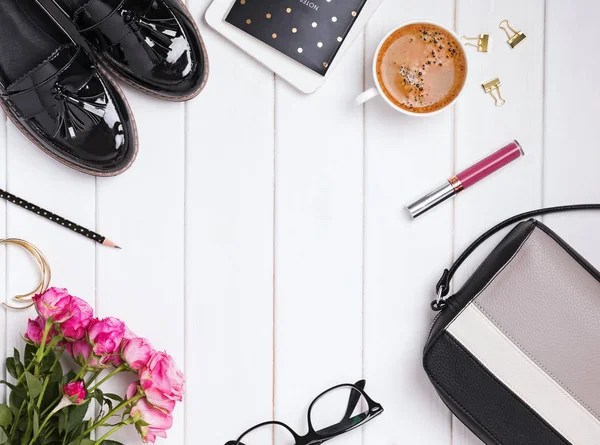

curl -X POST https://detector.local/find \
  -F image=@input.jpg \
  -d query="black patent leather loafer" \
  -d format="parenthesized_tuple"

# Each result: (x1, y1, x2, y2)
(53, 0, 209, 101)
(0, 0, 137, 176)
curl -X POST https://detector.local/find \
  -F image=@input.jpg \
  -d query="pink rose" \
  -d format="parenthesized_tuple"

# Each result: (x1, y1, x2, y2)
(33, 288, 72, 322)
(25, 316, 58, 345)
(139, 351, 184, 412)
(60, 297, 93, 341)
(87, 317, 126, 358)
(63, 381, 86, 404)
(122, 337, 153, 371)
(129, 396, 173, 444)
(68, 338, 104, 369)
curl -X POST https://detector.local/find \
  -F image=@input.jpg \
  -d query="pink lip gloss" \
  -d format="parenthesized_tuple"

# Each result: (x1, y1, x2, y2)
(406, 140, 524, 218)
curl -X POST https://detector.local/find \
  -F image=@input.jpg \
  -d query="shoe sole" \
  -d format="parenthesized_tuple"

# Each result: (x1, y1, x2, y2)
(0, 70, 139, 177)
(95, 0, 209, 102)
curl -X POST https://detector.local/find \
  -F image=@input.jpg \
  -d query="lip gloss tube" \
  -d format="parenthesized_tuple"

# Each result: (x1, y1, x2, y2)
(406, 140, 524, 218)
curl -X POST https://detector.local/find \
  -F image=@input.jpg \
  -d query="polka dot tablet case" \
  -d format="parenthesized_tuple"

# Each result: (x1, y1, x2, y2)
(206, 0, 384, 93)
(225, 0, 367, 76)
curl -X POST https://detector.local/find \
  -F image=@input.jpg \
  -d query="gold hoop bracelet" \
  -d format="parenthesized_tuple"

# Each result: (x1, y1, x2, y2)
(1, 239, 51, 310)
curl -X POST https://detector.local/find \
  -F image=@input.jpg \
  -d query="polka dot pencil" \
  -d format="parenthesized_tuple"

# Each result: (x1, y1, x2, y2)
(0, 189, 120, 249)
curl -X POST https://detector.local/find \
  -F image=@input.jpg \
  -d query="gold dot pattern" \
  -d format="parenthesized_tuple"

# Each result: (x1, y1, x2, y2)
(0, 190, 107, 244)
(228, 0, 365, 74)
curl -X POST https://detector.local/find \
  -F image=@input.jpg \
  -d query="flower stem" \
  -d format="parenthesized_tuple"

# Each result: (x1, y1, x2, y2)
(93, 423, 126, 445)
(35, 319, 53, 363)
(36, 347, 64, 411)
(72, 364, 90, 382)
(9, 400, 25, 438)
(84, 394, 142, 435)
(88, 365, 126, 393)
(28, 418, 50, 445)
(36, 377, 50, 409)
(85, 370, 102, 388)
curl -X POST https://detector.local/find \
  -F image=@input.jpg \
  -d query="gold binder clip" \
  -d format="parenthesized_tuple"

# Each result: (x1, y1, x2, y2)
(482, 78, 506, 107)
(461, 34, 490, 52)
(499, 19, 526, 48)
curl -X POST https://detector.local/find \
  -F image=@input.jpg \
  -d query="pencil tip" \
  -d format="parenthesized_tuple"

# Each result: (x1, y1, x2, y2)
(102, 239, 121, 249)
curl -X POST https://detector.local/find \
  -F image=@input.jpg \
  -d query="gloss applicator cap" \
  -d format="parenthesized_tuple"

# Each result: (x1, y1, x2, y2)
(406, 140, 524, 218)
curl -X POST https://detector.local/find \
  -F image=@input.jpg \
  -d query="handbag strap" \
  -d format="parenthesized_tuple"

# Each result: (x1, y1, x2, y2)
(431, 204, 600, 311)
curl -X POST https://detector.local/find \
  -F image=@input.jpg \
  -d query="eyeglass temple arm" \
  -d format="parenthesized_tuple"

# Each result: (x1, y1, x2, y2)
(342, 380, 366, 420)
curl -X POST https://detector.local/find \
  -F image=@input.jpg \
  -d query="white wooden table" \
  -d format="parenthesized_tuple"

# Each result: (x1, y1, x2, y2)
(0, 1, 598, 444)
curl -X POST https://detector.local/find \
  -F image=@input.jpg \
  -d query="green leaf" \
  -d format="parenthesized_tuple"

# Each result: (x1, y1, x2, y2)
(40, 349, 56, 374)
(0, 405, 12, 428)
(52, 360, 63, 381)
(103, 394, 124, 403)
(62, 371, 76, 386)
(66, 401, 90, 433)
(25, 372, 42, 399)
(5, 359, 17, 380)
(93, 390, 104, 406)
(33, 410, 39, 437)
(0, 427, 8, 445)
(101, 441, 123, 445)
(13, 349, 24, 377)
(24, 344, 37, 368)
(58, 411, 67, 434)
(13, 348, 20, 365)
(79, 440, 95, 445)
(7, 385, 27, 416)
(21, 419, 32, 445)
(40, 380, 60, 413)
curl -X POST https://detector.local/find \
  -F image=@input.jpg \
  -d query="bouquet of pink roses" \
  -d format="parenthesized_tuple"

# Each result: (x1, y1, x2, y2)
(0, 288, 183, 445)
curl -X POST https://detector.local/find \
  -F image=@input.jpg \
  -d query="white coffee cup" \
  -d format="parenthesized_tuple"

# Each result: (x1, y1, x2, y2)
(356, 20, 469, 116)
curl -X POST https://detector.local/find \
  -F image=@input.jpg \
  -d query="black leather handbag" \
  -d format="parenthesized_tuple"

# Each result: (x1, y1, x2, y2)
(423, 205, 600, 445)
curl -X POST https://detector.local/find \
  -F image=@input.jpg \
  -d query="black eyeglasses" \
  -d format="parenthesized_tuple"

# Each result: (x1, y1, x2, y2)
(226, 380, 383, 445)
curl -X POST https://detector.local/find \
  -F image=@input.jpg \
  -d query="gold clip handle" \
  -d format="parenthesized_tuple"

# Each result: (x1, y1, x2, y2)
(499, 19, 526, 48)
(499, 20, 517, 39)
(482, 78, 506, 107)
(489, 88, 506, 107)
(461, 34, 489, 52)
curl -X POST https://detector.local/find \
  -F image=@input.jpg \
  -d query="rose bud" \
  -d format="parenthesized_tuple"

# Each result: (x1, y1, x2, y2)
(60, 297, 93, 341)
(63, 381, 86, 405)
(69, 338, 105, 369)
(122, 337, 153, 371)
(25, 316, 58, 345)
(33, 288, 73, 322)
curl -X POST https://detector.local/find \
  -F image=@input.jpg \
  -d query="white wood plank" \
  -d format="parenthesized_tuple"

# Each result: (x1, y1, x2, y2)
(273, 28, 364, 441)
(185, 2, 275, 445)
(95, 88, 186, 443)
(363, 2, 455, 445)
(453, 1, 545, 443)
(543, 1, 600, 259)
(0, 112, 6, 404)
